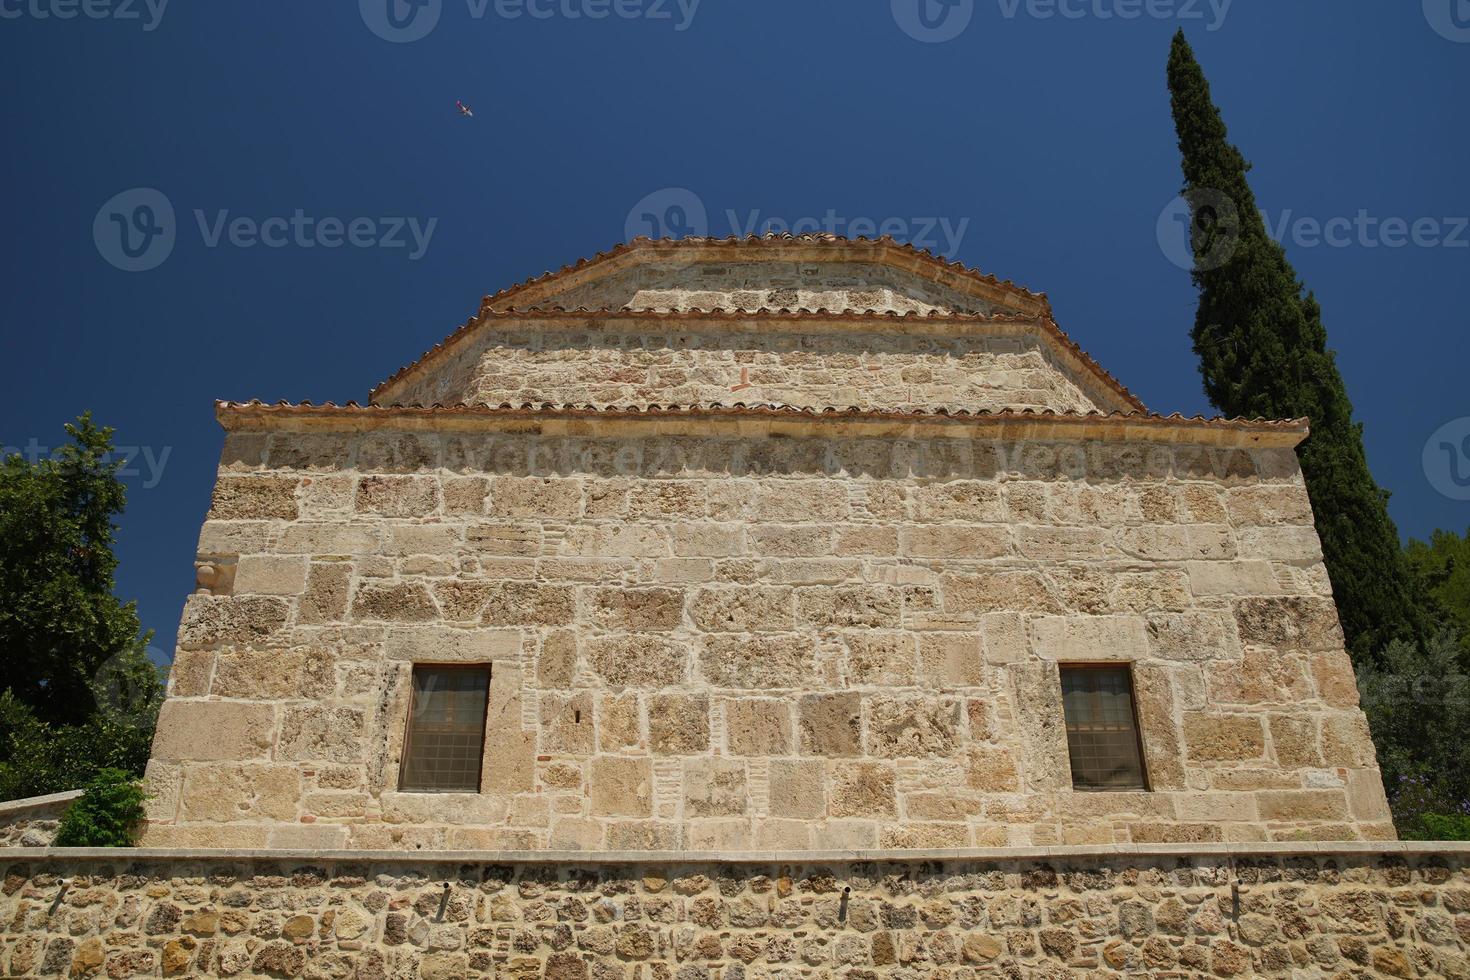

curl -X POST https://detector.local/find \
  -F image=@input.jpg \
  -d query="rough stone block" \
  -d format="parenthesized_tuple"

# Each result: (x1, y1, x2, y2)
(828, 761, 896, 818)
(1183, 714, 1267, 762)
(683, 758, 747, 817)
(589, 757, 653, 817)
(151, 701, 274, 761)
(587, 635, 688, 688)
(799, 693, 862, 757)
(648, 694, 709, 754)
(724, 698, 792, 756)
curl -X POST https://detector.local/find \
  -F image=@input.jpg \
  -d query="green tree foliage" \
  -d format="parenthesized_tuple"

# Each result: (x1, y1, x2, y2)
(1166, 32, 1426, 662)
(1406, 528, 1470, 659)
(0, 414, 146, 723)
(1358, 633, 1470, 839)
(0, 415, 163, 802)
(54, 768, 147, 847)
(0, 638, 163, 800)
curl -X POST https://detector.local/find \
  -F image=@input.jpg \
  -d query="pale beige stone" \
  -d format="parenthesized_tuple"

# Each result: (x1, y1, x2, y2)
(151, 701, 274, 762)
(724, 698, 791, 756)
(589, 756, 653, 817)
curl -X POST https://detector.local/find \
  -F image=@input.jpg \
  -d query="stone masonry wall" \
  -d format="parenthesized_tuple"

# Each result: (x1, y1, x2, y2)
(459, 332, 1098, 415)
(142, 424, 1389, 851)
(381, 325, 1114, 417)
(4, 848, 1468, 978)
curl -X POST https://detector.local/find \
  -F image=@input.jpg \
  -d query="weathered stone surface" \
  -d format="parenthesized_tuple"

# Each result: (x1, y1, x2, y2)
(588, 756, 653, 816)
(798, 693, 862, 757)
(723, 698, 791, 756)
(151, 701, 274, 762)
(144, 340, 1384, 849)
(828, 761, 896, 817)
(648, 695, 710, 755)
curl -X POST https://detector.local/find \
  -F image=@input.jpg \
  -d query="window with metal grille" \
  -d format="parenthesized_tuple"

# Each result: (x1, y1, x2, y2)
(1060, 665, 1148, 791)
(399, 666, 490, 793)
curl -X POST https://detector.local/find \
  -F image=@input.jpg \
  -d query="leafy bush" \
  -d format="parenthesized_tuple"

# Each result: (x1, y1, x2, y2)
(1419, 814, 1470, 841)
(0, 641, 162, 801)
(1358, 632, 1470, 838)
(54, 768, 146, 847)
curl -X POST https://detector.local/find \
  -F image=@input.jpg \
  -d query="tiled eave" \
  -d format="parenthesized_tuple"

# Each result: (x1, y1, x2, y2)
(217, 401, 1310, 450)
(368, 308, 1146, 415)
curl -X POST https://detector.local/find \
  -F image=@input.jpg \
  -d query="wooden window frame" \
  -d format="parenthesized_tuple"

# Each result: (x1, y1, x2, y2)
(1058, 662, 1151, 793)
(398, 663, 491, 794)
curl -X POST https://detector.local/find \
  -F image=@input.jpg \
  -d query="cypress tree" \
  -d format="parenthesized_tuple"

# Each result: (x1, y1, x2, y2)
(1166, 31, 1425, 662)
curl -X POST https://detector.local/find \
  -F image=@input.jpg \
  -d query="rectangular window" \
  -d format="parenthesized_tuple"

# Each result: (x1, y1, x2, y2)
(1060, 665, 1148, 791)
(399, 666, 490, 793)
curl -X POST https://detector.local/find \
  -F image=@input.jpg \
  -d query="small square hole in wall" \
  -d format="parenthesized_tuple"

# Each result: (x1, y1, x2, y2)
(1060, 664, 1149, 792)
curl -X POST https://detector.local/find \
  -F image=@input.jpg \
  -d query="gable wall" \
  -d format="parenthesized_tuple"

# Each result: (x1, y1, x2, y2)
(384, 327, 1113, 414)
(141, 425, 1388, 851)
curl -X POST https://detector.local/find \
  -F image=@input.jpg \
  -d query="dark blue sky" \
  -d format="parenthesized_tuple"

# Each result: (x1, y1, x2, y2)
(2, 1, 1467, 659)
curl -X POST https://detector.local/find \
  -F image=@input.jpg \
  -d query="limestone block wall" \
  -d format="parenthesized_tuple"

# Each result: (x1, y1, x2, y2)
(142, 423, 1389, 851)
(3, 847, 1467, 978)
(379, 322, 1113, 416)
(465, 331, 1101, 415)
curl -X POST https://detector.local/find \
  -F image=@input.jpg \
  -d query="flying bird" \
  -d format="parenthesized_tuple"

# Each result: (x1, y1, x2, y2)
(456, 100, 474, 118)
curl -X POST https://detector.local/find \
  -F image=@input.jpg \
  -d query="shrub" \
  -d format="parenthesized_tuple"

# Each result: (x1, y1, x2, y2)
(1420, 814, 1470, 841)
(54, 768, 146, 847)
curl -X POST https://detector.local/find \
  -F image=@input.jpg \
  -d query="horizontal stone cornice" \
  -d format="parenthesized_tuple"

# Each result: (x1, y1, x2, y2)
(4, 841, 1464, 865)
(217, 401, 1310, 449)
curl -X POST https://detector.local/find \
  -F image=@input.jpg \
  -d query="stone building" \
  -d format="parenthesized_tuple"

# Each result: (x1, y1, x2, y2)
(142, 234, 1392, 851)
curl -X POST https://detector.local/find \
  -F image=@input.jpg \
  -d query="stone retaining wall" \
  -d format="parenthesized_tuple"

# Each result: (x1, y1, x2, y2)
(0, 792, 80, 849)
(2, 844, 1466, 978)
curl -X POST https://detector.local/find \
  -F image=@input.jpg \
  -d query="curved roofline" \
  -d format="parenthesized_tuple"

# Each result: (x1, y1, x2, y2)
(368, 235, 1154, 415)
(479, 234, 1052, 315)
